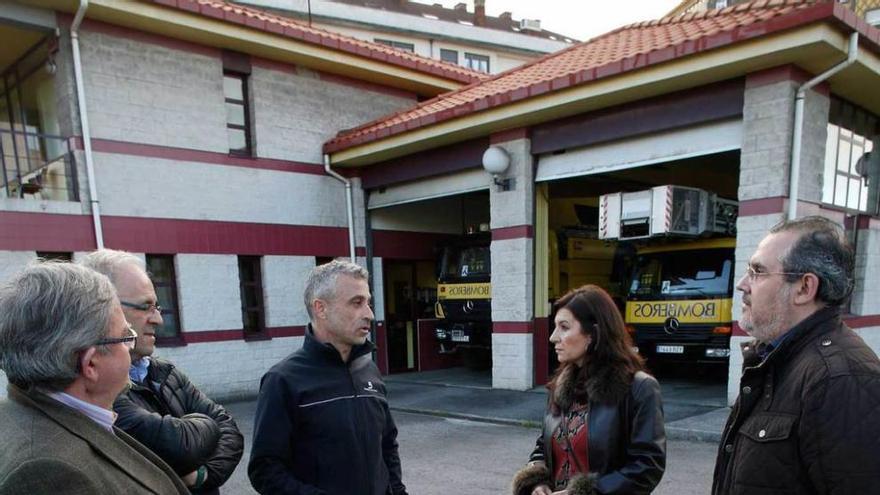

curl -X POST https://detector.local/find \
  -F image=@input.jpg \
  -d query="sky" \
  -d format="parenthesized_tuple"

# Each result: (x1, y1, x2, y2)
(422, 0, 684, 41)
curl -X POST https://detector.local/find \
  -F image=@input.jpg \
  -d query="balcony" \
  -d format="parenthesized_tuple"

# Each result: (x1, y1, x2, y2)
(0, 128, 78, 202)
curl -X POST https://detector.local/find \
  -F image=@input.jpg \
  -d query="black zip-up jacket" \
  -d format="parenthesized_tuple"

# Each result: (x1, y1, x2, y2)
(712, 307, 880, 494)
(114, 358, 244, 494)
(248, 327, 407, 495)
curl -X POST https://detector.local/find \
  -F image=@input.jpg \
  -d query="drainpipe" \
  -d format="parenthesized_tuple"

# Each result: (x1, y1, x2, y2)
(323, 154, 356, 261)
(71, 0, 104, 248)
(788, 32, 859, 220)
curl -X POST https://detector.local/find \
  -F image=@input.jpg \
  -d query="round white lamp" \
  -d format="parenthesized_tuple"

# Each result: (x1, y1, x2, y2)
(482, 146, 513, 191)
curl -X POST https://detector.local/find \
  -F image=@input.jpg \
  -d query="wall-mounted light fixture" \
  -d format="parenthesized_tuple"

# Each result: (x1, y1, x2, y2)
(482, 146, 514, 191)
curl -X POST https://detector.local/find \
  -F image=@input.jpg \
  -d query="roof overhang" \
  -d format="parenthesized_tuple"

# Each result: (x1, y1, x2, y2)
(28, 0, 465, 96)
(329, 21, 880, 167)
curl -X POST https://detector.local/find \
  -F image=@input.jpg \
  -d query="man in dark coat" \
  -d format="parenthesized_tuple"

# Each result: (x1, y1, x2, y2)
(82, 249, 244, 494)
(249, 260, 407, 495)
(712, 216, 880, 494)
(0, 262, 189, 495)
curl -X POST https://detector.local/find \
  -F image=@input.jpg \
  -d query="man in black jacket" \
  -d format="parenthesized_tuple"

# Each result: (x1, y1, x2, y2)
(81, 250, 244, 494)
(712, 216, 880, 494)
(249, 260, 407, 495)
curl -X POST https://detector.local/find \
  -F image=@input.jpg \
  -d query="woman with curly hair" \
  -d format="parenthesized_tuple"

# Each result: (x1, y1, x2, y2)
(512, 285, 666, 495)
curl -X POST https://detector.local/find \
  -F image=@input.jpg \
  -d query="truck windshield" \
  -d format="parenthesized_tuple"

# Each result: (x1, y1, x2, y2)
(441, 246, 491, 279)
(628, 248, 733, 298)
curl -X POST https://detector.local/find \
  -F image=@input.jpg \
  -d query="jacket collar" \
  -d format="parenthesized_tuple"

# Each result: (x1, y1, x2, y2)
(303, 324, 375, 365)
(8, 384, 181, 494)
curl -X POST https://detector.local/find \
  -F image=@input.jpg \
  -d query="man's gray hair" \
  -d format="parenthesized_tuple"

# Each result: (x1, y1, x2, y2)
(770, 215, 854, 307)
(79, 248, 145, 285)
(0, 262, 117, 391)
(304, 260, 369, 321)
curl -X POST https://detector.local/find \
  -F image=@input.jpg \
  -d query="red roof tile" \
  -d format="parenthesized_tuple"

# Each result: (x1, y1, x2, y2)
(148, 0, 485, 85)
(324, 0, 879, 154)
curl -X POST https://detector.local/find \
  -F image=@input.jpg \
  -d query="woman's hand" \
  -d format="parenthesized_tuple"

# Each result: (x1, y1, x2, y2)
(531, 484, 553, 495)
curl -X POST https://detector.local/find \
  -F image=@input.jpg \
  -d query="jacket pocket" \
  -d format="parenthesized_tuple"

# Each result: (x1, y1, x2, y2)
(738, 412, 796, 442)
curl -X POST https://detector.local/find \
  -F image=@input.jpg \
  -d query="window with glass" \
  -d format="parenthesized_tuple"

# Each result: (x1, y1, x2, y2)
(822, 99, 879, 214)
(374, 39, 415, 52)
(464, 53, 490, 73)
(238, 255, 266, 336)
(223, 72, 252, 156)
(146, 254, 182, 341)
(628, 249, 734, 299)
(440, 49, 459, 65)
(1, 36, 73, 201)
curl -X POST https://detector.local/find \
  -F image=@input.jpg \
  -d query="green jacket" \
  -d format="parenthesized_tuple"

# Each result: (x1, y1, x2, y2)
(0, 384, 190, 495)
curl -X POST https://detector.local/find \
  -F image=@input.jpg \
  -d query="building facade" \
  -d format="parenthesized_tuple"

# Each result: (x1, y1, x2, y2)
(0, 0, 478, 400)
(239, 0, 575, 74)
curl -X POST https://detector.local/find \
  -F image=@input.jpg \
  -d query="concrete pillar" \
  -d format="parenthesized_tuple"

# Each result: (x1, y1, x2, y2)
(730, 66, 832, 403)
(488, 130, 535, 390)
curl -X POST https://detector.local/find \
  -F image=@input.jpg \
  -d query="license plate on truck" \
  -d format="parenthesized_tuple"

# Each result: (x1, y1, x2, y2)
(451, 331, 469, 342)
(656, 345, 684, 354)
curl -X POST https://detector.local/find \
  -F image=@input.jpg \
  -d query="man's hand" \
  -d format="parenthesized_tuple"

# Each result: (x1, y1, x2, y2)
(182, 470, 198, 486)
(531, 485, 553, 495)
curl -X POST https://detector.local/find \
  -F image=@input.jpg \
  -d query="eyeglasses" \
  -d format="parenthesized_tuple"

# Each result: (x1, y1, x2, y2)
(120, 300, 162, 313)
(95, 325, 138, 350)
(745, 265, 804, 282)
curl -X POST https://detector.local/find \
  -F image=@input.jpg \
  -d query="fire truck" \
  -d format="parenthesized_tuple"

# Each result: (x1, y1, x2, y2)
(600, 185, 738, 364)
(433, 231, 492, 364)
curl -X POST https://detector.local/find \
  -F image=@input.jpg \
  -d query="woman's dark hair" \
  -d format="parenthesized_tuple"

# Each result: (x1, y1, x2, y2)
(548, 284, 645, 409)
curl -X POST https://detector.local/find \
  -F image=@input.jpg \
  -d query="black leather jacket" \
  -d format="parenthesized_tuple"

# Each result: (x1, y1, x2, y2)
(528, 371, 666, 494)
(712, 307, 880, 494)
(114, 358, 244, 494)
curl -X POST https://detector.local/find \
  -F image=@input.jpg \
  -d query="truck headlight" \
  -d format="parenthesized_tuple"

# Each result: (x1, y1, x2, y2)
(435, 328, 447, 340)
(705, 348, 730, 358)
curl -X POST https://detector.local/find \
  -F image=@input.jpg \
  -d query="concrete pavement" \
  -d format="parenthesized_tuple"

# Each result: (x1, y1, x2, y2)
(384, 367, 729, 442)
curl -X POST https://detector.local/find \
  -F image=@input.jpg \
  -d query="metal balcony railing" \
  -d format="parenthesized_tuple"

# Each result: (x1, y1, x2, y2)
(0, 128, 79, 202)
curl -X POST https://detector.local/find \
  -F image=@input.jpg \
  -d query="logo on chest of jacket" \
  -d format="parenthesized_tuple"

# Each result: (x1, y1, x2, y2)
(363, 381, 378, 393)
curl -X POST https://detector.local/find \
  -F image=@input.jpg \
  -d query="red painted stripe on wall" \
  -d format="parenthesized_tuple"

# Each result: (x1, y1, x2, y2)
(72, 137, 327, 175)
(493, 321, 533, 333)
(492, 225, 534, 241)
(739, 197, 786, 217)
(180, 325, 306, 344)
(0, 211, 97, 251)
(102, 216, 350, 256)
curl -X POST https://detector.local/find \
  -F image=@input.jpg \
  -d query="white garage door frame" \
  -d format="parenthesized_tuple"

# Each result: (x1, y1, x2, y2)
(367, 167, 489, 209)
(536, 119, 743, 182)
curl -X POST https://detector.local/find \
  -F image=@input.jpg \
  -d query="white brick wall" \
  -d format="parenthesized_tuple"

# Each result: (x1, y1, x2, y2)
(251, 65, 416, 164)
(740, 79, 797, 201)
(492, 333, 533, 390)
(156, 336, 304, 401)
(0, 251, 37, 285)
(489, 138, 534, 229)
(263, 256, 313, 327)
(176, 254, 243, 331)
(852, 228, 880, 315)
(491, 238, 534, 323)
(856, 328, 880, 358)
(92, 151, 348, 226)
(81, 29, 227, 152)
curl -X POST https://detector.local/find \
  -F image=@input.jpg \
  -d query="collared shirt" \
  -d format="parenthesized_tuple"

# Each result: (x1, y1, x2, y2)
(45, 390, 118, 433)
(130, 356, 151, 384)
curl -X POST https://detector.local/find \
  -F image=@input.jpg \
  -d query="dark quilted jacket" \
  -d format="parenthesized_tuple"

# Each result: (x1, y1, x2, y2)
(114, 358, 244, 494)
(712, 307, 880, 494)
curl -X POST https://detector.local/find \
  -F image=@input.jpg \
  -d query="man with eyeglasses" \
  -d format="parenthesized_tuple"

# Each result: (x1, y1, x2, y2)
(712, 216, 880, 495)
(0, 261, 189, 494)
(81, 249, 243, 494)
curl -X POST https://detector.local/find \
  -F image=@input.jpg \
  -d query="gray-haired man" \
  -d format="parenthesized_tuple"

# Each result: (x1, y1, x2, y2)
(712, 216, 880, 494)
(249, 260, 407, 495)
(0, 262, 188, 494)
(80, 249, 243, 494)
